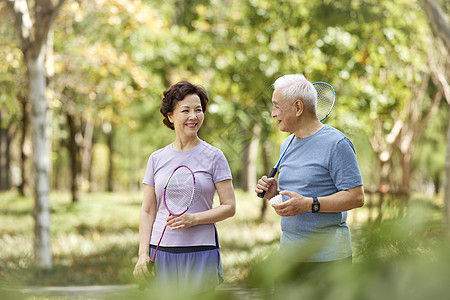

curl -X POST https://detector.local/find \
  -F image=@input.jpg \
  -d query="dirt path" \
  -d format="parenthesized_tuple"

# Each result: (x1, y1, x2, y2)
(2, 284, 265, 299)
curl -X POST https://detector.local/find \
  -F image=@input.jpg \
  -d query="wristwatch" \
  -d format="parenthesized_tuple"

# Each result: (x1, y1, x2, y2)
(312, 197, 320, 213)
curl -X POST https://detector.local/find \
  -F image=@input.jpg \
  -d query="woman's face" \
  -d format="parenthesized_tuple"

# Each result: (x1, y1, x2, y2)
(168, 94, 204, 137)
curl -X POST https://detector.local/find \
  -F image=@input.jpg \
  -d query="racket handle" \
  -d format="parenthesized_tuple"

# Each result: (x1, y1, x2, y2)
(257, 167, 278, 198)
(151, 225, 168, 262)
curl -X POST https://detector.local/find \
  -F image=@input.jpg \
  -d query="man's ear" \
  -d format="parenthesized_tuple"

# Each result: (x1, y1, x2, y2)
(294, 100, 304, 116)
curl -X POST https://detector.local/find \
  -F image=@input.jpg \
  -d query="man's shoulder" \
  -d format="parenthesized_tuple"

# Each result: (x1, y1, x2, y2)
(320, 125, 348, 142)
(320, 126, 357, 154)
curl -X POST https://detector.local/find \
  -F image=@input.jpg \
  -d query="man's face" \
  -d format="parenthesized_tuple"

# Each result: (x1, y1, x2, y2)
(271, 89, 297, 132)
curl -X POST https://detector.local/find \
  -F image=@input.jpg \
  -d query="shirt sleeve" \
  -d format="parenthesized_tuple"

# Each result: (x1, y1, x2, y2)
(212, 149, 233, 183)
(329, 137, 363, 191)
(142, 154, 155, 186)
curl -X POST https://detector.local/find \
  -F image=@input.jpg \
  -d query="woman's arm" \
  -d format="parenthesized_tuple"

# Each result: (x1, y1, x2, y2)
(166, 179, 236, 230)
(133, 184, 157, 279)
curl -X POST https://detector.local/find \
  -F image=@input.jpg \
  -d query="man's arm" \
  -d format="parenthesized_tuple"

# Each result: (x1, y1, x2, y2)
(273, 185, 364, 216)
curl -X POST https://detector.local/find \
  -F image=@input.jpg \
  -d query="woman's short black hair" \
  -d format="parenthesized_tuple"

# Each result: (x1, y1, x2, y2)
(160, 81, 209, 130)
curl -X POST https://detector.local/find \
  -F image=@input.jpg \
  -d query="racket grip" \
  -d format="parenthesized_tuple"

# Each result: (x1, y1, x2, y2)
(257, 168, 278, 198)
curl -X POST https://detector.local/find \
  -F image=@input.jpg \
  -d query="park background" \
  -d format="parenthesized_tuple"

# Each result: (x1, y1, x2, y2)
(1, 0, 450, 299)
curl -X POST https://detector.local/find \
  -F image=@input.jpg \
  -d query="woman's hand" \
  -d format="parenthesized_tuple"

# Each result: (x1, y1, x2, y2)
(133, 254, 153, 283)
(166, 213, 197, 230)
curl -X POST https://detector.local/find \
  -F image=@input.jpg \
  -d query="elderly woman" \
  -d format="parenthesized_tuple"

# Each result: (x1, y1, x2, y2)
(133, 81, 236, 294)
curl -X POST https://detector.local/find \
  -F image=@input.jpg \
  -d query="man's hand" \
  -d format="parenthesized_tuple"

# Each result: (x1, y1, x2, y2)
(255, 176, 279, 200)
(272, 190, 311, 216)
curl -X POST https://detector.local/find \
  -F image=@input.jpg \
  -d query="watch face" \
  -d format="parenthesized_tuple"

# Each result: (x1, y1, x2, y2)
(312, 204, 320, 212)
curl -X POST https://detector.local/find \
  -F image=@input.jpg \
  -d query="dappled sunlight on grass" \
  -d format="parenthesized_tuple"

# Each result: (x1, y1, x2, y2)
(0, 191, 140, 287)
(0, 189, 285, 287)
(2, 190, 450, 299)
(217, 189, 281, 282)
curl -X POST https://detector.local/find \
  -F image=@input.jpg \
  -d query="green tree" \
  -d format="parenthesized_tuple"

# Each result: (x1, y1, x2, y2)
(422, 0, 450, 233)
(1, 0, 66, 269)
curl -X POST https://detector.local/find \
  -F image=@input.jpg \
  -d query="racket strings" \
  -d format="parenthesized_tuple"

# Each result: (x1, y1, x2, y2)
(165, 168, 195, 215)
(314, 83, 334, 121)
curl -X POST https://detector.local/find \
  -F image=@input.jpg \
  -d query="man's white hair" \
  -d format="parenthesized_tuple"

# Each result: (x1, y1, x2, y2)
(273, 74, 317, 112)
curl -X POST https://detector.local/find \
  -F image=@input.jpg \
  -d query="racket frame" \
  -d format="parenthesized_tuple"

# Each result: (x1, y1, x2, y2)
(313, 81, 335, 122)
(151, 165, 196, 263)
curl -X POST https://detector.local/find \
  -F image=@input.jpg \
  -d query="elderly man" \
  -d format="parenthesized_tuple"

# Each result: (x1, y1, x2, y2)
(256, 74, 364, 276)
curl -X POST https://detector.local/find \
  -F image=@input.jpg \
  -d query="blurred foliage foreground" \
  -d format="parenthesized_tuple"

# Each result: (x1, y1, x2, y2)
(1, 190, 450, 300)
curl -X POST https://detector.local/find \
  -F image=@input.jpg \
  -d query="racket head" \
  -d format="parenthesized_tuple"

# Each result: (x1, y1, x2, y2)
(163, 165, 196, 216)
(313, 82, 335, 122)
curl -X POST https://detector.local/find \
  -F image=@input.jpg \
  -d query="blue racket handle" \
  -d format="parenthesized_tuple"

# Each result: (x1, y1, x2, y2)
(257, 167, 278, 198)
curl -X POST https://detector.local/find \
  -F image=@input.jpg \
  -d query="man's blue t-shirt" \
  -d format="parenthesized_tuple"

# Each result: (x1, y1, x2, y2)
(277, 125, 363, 262)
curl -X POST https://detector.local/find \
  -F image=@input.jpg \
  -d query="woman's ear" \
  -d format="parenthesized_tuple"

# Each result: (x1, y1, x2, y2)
(167, 113, 173, 123)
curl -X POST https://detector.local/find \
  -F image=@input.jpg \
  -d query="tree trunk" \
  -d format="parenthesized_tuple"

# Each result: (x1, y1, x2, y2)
(66, 112, 81, 203)
(0, 130, 10, 191)
(421, 0, 450, 236)
(27, 51, 52, 269)
(422, 0, 450, 52)
(18, 97, 30, 196)
(0, 111, 11, 190)
(105, 123, 114, 192)
(5, 0, 66, 271)
(401, 153, 412, 195)
(368, 119, 402, 219)
(444, 106, 450, 235)
(237, 125, 250, 191)
(52, 140, 63, 191)
(245, 123, 261, 193)
(239, 142, 249, 191)
(396, 74, 441, 200)
(376, 159, 391, 220)
(260, 139, 272, 219)
(81, 117, 94, 192)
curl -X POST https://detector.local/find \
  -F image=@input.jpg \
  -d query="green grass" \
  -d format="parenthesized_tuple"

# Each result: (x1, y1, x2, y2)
(1, 190, 450, 299)
(0, 191, 141, 287)
(0, 189, 282, 288)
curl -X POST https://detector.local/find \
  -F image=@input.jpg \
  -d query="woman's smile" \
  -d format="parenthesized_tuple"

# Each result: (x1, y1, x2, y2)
(185, 122, 198, 129)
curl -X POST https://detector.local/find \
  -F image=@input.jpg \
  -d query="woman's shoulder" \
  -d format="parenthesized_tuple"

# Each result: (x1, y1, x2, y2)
(197, 140, 227, 158)
(148, 144, 172, 159)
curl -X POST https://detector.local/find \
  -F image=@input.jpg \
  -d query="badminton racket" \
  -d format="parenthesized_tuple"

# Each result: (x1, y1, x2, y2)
(139, 165, 195, 290)
(257, 81, 335, 198)
(151, 165, 196, 262)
